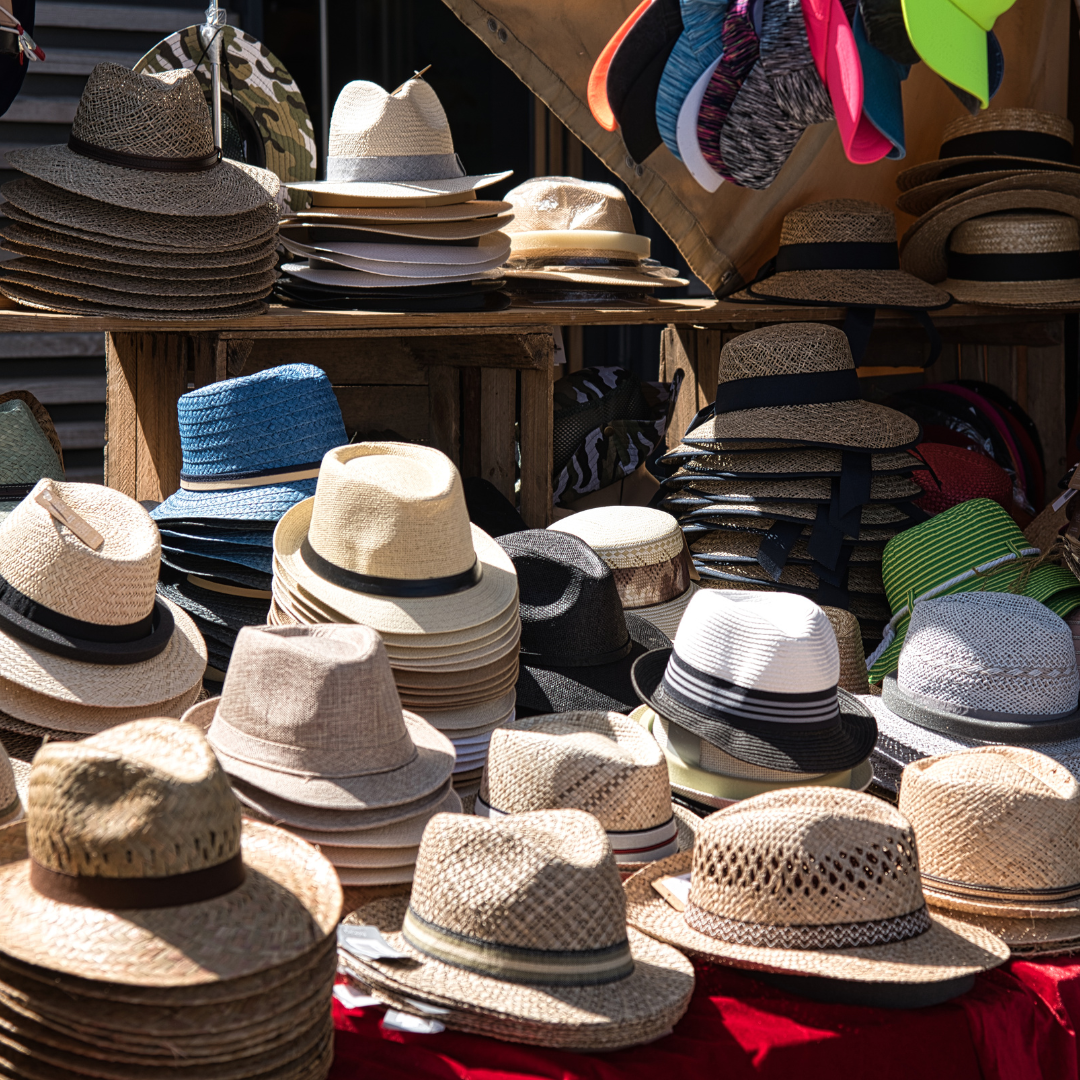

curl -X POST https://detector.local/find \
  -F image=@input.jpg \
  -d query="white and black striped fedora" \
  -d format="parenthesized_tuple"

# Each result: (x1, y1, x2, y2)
(631, 589, 876, 772)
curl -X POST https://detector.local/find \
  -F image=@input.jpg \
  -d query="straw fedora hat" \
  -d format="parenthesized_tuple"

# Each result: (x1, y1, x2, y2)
(474, 711, 698, 871)
(274, 443, 517, 638)
(632, 589, 877, 773)
(691, 529, 886, 571)
(0, 480, 206, 712)
(501, 177, 687, 288)
(288, 77, 510, 202)
(667, 474, 923, 504)
(0, 742, 23, 826)
(624, 788, 1009, 1005)
(821, 605, 871, 695)
(548, 507, 699, 637)
(0, 396, 64, 522)
(0, 718, 341, 985)
(899, 746, 1080, 953)
(681, 324, 922, 452)
(668, 446, 918, 479)
(338, 809, 694, 1049)
(7, 64, 280, 218)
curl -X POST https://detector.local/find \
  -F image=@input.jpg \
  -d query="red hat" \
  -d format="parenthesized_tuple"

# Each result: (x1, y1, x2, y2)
(913, 443, 1013, 517)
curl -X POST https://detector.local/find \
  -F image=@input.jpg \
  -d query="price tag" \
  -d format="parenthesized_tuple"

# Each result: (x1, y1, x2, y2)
(652, 871, 692, 911)
(383, 1009, 446, 1035)
(35, 486, 103, 550)
(337, 924, 412, 961)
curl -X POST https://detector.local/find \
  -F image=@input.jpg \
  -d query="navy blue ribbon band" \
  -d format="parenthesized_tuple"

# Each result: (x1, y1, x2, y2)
(946, 249, 1080, 283)
(0, 483, 34, 501)
(715, 368, 861, 414)
(939, 129, 1073, 164)
(772, 241, 900, 274)
(68, 133, 222, 173)
(300, 538, 482, 598)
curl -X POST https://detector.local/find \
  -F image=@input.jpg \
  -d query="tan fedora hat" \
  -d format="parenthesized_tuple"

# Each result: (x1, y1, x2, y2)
(8, 64, 280, 218)
(0, 718, 341, 986)
(338, 809, 695, 1050)
(625, 788, 1009, 1003)
(273, 443, 518, 638)
(475, 712, 698, 873)
(821, 605, 871, 695)
(899, 746, 1080, 953)
(0, 480, 206, 711)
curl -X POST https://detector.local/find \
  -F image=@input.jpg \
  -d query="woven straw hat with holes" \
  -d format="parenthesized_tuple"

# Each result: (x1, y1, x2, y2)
(624, 788, 1009, 1002)
(900, 745, 1080, 954)
(337, 808, 695, 1049)
(548, 507, 699, 637)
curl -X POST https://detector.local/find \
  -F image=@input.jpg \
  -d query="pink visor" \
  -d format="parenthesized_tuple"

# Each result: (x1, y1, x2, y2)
(589, 0, 654, 131)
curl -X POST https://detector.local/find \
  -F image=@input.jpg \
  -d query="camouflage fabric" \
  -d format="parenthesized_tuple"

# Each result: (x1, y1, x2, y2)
(552, 367, 671, 505)
(135, 26, 316, 212)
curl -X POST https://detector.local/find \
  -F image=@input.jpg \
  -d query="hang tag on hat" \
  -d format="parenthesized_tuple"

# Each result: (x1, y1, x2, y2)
(333, 982, 383, 1010)
(337, 924, 412, 961)
(34, 486, 103, 550)
(404, 997, 450, 1016)
(652, 872, 692, 912)
(383, 1009, 446, 1035)
(1053, 466, 1080, 512)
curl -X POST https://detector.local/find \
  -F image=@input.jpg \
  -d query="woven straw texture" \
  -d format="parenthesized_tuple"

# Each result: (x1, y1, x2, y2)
(696, 561, 884, 595)
(680, 498, 914, 526)
(691, 529, 885, 565)
(0, 399, 63, 495)
(624, 787, 1010, 980)
(0, 281, 268, 321)
(686, 517, 901, 544)
(548, 506, 683, 567)
(822, 606, 871, 695)
(669, 474, 922, 503)
(674, 447, 917, 478)
(504, 177, 635, 237)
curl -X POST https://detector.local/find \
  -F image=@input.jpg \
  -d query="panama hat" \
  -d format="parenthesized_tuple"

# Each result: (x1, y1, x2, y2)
(0, 395, 63, 522)
(288, 77, 510, 203)
(588, 0, 653, 132)
(338, 809, 694, 1049)
(865, 499, 1080, 682)
(549, 506, 699, 637)
(7, 64, 279, 217)
(899, 746, 1080, 954)
(624, 787, 1008, 1005)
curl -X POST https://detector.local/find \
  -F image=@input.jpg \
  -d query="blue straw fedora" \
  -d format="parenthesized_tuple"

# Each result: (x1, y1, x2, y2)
(152, 364, 347, 523)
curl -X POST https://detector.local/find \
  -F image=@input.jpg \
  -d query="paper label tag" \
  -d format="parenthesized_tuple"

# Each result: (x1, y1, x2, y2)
(404, 997, 451, 1016)
(383, 1009, 446, 1034)
(1053, 487, 1078, 513)
(337, 924, 412, 961)
(35, 487, 104, 550)
(333, 983, 383, 1010)
(652, 872, 692, 912)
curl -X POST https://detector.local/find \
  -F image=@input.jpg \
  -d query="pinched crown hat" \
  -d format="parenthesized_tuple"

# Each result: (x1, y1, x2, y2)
(203, 625, 455, 810)
(0, 394, 64, 521)
(152, 364, 347, 524)
(0, 718, 341, 985)
(624, 787, 1008, 1003)
(7, 63, 280, 218)
(337, 809, 695, 1049)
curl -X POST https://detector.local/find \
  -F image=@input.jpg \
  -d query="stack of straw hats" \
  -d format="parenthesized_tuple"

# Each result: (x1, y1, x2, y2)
(152, 364, 347, 687)
(661, 323, 926, 645)
(183, 625, 459, 893)
(277, 76, 511, 312)
(0, 718, 342, 1079)
(0, 480, 206, 765)
(271, 443, 520, 796)
(0, 64, 280, 319)
(0, 391, 64, 523)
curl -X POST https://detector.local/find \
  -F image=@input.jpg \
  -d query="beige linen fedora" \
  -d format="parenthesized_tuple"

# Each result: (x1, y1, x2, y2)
(0, 480, 206, 714)
(474, 712, 698, 872)
(549, 507, 699, 638)
(0, 718, 341, 986)
(900, 746, 1080, 954)
(338, 809, 695, 1049)
(625, 788, 1009, 1006)
(273, 443, 518, 638)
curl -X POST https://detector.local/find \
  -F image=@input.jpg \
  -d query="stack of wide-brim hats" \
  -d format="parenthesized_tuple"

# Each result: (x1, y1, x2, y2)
(0, 480, 207, 765)
(0, 718, 342, 1080)
(278, 76, 511, 312)
(660, 322, 927, 646)
(0, 63, 280, 319)
(183, 624, 460, 894)
(271, 442, 520, 797)
(151, 364, 347, 689)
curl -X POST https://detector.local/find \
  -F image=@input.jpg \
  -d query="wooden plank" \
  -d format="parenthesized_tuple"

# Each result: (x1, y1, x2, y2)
(427, 365, 460, 465)
(519, 336, 555, 528)
(660, 327, 698, 449)
(0, 376, 104, 403)
(405, 332, 553, 369)
(243, 336, 428, 383)
(480, 368, 516, 501)
(189, 334, 220, 391)
(104, 333, 137, 499)
(0, 332, 104, 358)
(333, 385, 430, 444)
(1, 97, 79, 124)
(53, 420, 105, 450)
(460, 367, 482, 479)
(134, 334, 187, 503)
(36, 3, 208, 30)
(1027, 328, 1068, 499)
(30, 48, 143, 76)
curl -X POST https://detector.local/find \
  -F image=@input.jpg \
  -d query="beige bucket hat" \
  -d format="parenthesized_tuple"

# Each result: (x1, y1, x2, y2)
(900, 746, 1080, 954)
(625, 788, 1009, 1003)
(338, 809, 695, 1050)
(549, 507, 699, 637)
(0, 480, 206, 713)
(0, 718, 341, 986)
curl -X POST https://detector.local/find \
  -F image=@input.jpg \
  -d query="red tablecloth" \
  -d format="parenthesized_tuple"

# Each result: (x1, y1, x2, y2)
(330, 958, 1080, 1080)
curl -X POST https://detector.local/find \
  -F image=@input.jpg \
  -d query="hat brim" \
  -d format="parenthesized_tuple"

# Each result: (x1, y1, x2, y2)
(897, 166, 1080, 216)
(928, 905, 1080, 953)
(338, 896, 694, 1051)
(676, 56, 724, 192)
(936, 278, 1080, 309)
(632, 647, 878, 772)
(624, 850, 1009, 981)
(280, 215, 513, 243)
(156, 581, 270, 633)
(407, 690, 516, 731)
(0, 281, 268, 321)
(286, 171, 512, 200)
(629, 582, 698, 639)
(900, 0, 990, 108)
(279, 261, 504, 289)
(503, 266, 687, 287)
(280, 229, 509, 267)
(153, 480, 320, 524)
(285, 200, 512, 224)
(748, 269, 950, 309)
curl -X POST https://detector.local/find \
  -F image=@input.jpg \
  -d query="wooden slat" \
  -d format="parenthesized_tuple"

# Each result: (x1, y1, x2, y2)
(427, 365, 460, 465)
(333, 385, 430, 444)
(480, 367, 516, 502)
(1, 97, 79, 124)
(53, 419, 104, 450)
(36, 3, 208, 30)
(244, 336, 428, 383)
(660, 327, 698, 448)
(1026, 329, 1068, 499)
(0, 376, 104, 403)
(104, 333, 136, 498)
(519, 340, 555, 528)
(134, 334, 187, 502)
(460, 367, 481, 478)
(30, 48, 143, 76)
(189, 333, 220, 391)
(0, 332, 104, 358)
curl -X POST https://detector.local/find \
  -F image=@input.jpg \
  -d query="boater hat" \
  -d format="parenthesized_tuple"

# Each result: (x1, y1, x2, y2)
(7, 64, 279, 218)
(0, 718, 342, 985)
(624, 787, 1008, 1006)
(0, 395, 63, 522)
(337, 810, 695, 1049)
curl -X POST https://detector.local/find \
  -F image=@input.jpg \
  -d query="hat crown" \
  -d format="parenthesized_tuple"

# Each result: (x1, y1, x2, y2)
(898, 592, 1080, 717)
(899, 746, 1080, 894)
(175, 364, 347, 478)
(0, 480, 158, 625)
(409, 810, 629, 953)
(0, 400, 62, 485)
(950, 212, 1080, 255)
(549, 507, 683, 569)
(307, 443, 478, 582)
(327, 78, 455, 159)
(503, 178, 637, 235)
(481, 712, 673, 830)
(779, 200, 896, 245)
(717, 323, 855, 384)
(940, 107, 1073, 147)
(71, 64, 214, 162)
(27, 719, 241, 880)
(688, 788, 924, 927)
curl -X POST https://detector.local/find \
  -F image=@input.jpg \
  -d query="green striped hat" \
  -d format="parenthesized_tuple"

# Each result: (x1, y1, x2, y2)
(866, 498, 1080, 682)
